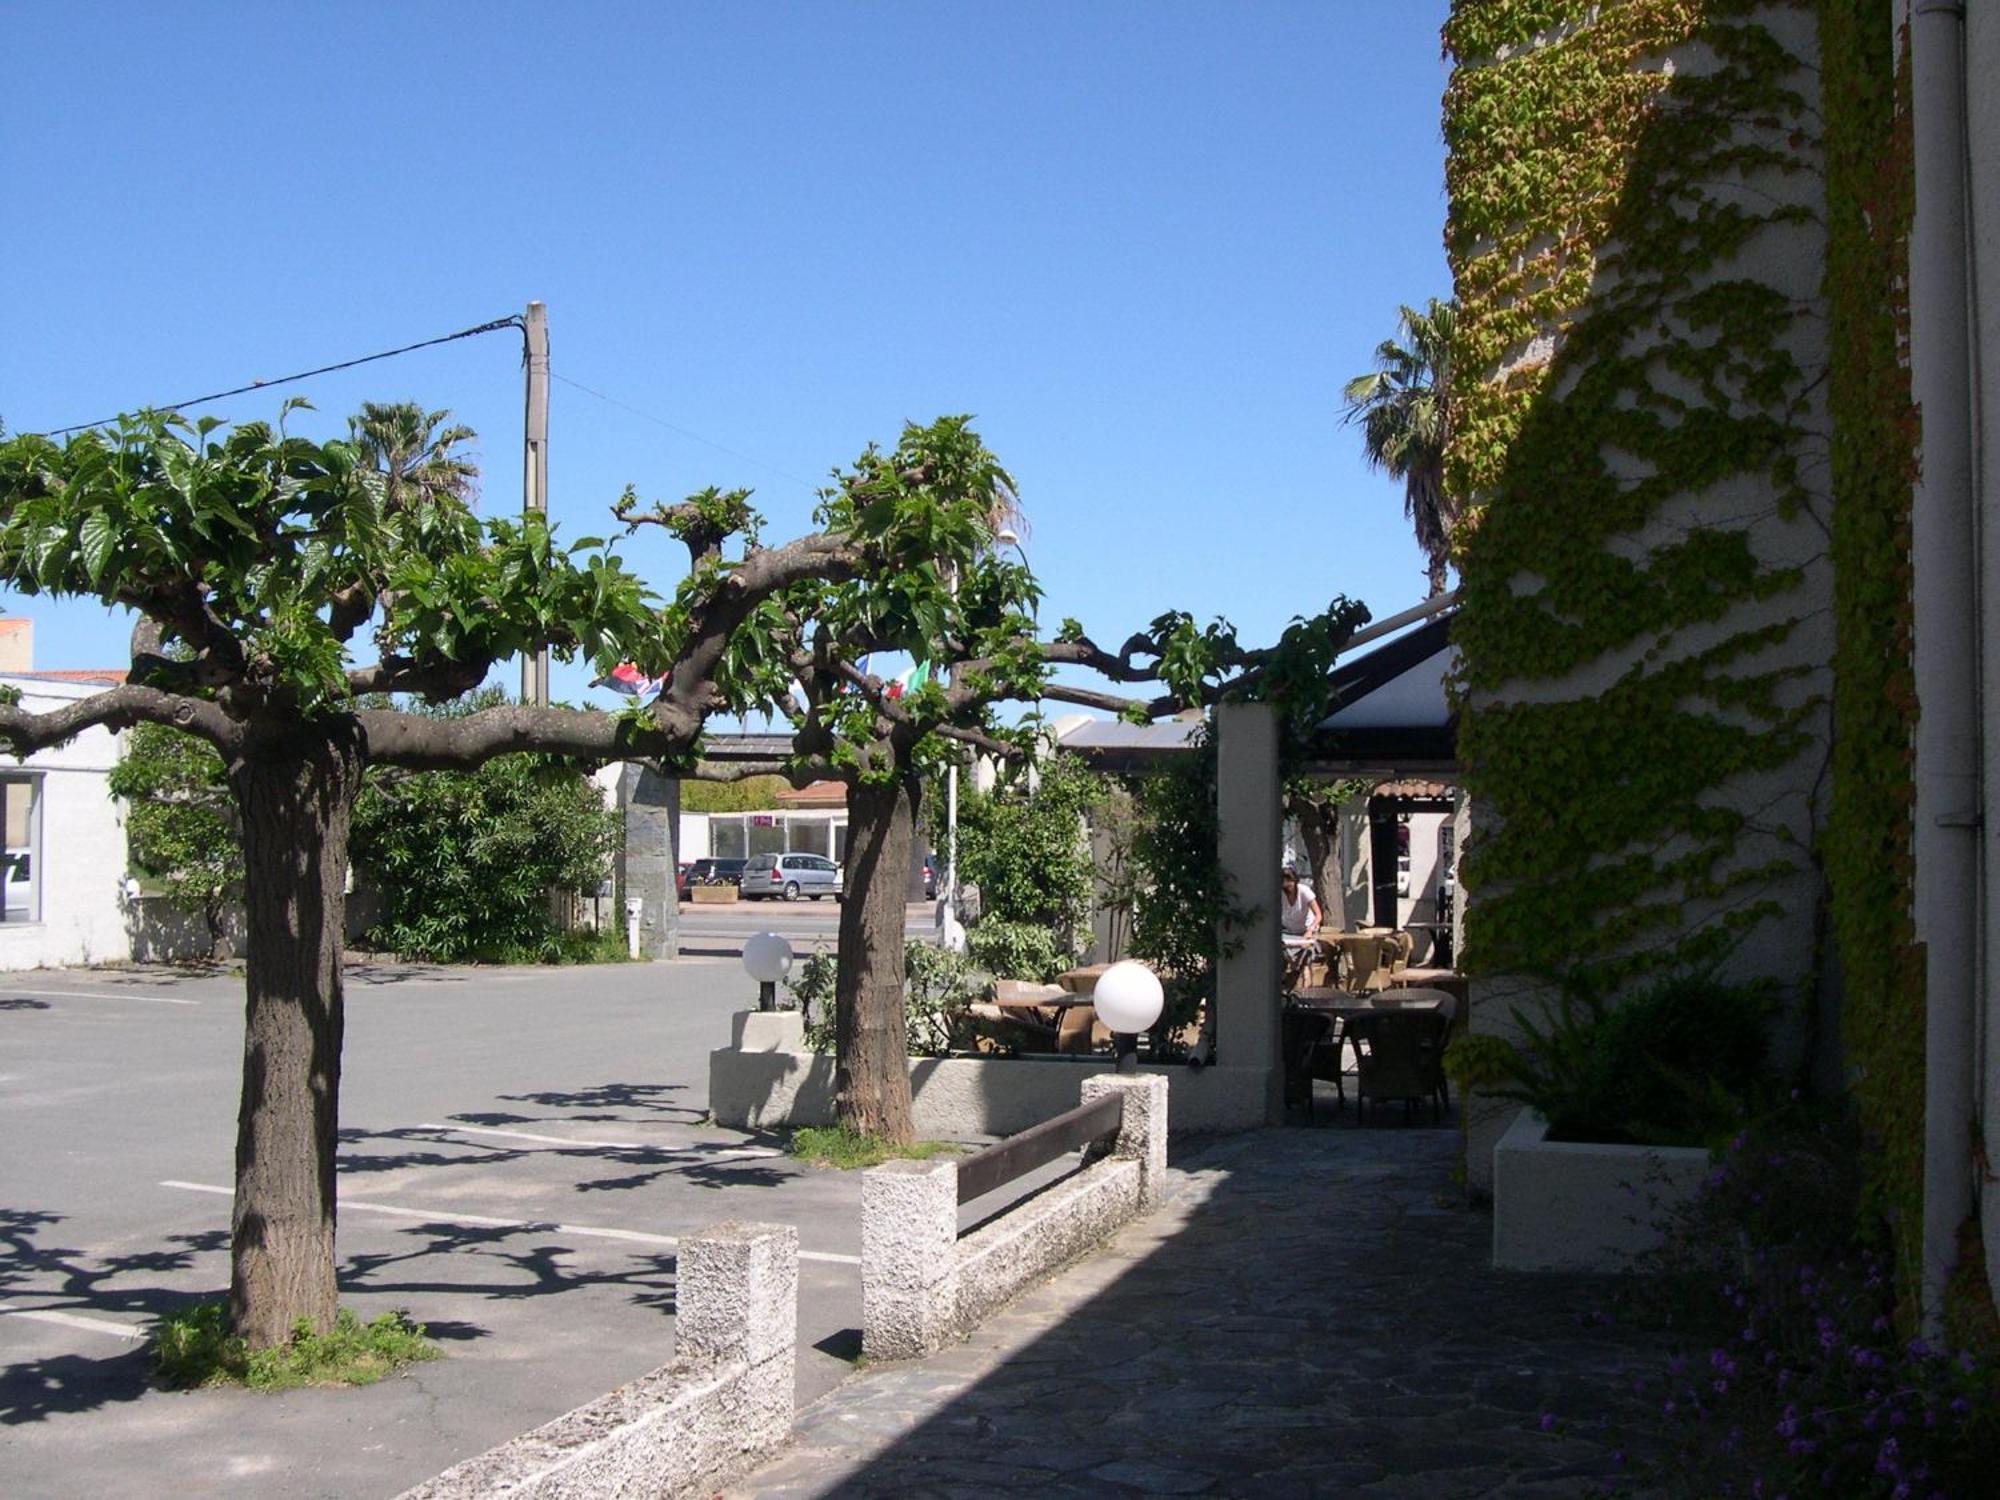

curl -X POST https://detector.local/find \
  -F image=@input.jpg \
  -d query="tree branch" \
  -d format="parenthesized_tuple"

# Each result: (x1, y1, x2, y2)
(0, 685, 238, 755)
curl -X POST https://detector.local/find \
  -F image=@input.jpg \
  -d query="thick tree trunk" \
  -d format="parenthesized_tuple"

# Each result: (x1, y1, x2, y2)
(1290, 793, 1345, 932)
(834, 774, 920, 1144)
(224, 726, 363, 1347)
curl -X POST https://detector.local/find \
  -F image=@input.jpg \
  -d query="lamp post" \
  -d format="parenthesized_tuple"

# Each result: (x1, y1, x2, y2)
(1091, 960, 1165, 1075)
(741, 931, 794, 1012)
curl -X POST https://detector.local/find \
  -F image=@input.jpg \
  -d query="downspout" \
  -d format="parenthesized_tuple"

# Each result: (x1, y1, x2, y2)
(1910, 0, 1977, 1337)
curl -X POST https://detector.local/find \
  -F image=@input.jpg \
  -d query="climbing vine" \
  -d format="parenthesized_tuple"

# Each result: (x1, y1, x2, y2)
(1444, 0, 1827, 990)
(1819, 0, 1927, 1324)
(1446, 0, 1937, 1321)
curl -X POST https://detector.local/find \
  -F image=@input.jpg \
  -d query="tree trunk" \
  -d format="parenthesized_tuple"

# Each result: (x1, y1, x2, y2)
(834, 773, 920, 1144)
(1288, 792, 1344, 932)
(224, 725, 364, 1347)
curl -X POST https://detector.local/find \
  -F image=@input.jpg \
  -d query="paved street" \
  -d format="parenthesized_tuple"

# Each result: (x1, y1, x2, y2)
(0, 957, 870, 1499)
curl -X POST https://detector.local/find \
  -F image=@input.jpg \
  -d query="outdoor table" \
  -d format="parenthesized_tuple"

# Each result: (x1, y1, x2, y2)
(1055, 963, 1115, 996)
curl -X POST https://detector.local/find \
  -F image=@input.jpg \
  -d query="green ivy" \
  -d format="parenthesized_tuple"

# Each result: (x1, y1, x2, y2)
(1445, 0, 1823, 993)
(1819, 0, 1927, 1326)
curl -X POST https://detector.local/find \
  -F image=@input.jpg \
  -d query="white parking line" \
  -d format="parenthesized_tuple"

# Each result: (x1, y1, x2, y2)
(0, 986, 200, 1007)
(160, 1180, 860, 1266)
(413, 1121, 782, 1160)
(0, 1302, 147, 1340)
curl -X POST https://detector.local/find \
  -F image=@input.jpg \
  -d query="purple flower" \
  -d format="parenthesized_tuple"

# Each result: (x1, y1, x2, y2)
(1539, 1412, 1556, 1432)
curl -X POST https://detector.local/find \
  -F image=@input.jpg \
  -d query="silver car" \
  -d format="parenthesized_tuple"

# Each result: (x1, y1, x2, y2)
(739, 852, 841, 901)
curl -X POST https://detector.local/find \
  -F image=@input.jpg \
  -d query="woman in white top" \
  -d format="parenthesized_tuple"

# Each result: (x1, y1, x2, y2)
(1280, 865, 1322, 939)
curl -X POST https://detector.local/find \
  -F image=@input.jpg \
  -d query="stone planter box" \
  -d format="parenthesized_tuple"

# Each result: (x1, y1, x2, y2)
(689, 885, 740, 905)
(1491, 1110, 1712, 1272)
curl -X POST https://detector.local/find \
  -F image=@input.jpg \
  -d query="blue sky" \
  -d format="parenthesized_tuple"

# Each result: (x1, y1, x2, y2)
(0, 1, 1452, 710)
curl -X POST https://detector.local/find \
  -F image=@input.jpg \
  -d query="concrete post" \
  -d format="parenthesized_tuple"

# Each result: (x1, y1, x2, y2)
(861, 1157, 959, 1360)
(1081, 1072, 1169, 1209)
(621, 763, 681, 960)
(675, 1221, 797, 1447)
(1214, 702, 1283, 1123)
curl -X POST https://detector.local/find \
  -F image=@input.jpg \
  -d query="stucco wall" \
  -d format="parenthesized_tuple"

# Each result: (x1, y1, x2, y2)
(0, 678, 132, 970)
(1451, 7, 1836, 1190)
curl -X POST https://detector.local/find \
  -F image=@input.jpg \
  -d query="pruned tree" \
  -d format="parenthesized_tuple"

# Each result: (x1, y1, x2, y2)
(627, 416, 1374, 1143)
(0, 404, 885, 1346)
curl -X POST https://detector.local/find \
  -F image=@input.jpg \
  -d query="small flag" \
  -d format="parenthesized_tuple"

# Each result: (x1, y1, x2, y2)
(594, 662, 663, 696)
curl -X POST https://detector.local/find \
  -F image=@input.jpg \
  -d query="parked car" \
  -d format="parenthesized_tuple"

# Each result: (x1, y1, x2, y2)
(922, 856, 937, 900)
(678, 857, 747, 899)
(739, 852, 841, 901)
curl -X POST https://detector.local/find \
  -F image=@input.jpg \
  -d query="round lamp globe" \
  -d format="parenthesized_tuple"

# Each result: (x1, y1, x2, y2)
(1092, 960, 1164, 1035)
(741, 931, 794, 986)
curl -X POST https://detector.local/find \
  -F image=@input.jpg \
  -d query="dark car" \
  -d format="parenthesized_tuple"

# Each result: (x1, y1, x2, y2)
(678, 857, 747, 900)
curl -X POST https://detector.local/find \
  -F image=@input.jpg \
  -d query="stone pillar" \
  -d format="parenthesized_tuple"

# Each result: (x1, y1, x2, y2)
(1081, 1072, 1169, 1209)
(621, 762, 681, 960)
(1214, 702, 1282, 1124)
(860, 1157, 959, 1360)
(675, 1221, 797, 1447)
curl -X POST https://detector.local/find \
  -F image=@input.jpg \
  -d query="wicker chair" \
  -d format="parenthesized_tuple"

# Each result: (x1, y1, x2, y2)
(1346, 1006, 1450, 1123)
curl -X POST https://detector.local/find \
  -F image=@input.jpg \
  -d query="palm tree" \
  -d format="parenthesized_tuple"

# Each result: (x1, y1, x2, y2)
(347, 401, 478, 512)
(1343, 298, 1458, 596)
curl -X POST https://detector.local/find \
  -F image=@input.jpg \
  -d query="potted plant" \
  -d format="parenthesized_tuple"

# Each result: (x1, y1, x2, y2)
(1447, 974, 1779, 1272)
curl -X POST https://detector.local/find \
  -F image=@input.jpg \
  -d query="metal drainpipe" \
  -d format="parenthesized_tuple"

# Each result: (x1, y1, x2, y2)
(1910, 0, 1978, 1337)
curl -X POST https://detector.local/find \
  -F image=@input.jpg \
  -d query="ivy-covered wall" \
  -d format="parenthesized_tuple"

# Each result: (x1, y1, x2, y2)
(1444, 0, 1936, 1315)
(1442, 1, 1837, 1182)
(1817, 0, 1924, 1322)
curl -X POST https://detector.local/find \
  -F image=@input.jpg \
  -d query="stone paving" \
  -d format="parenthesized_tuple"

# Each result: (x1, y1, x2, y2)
(730, 1124, 1675, 1498)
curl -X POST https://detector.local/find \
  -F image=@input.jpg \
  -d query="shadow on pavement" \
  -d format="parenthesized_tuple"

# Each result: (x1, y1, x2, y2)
(0, 1210, 228, 1426)
(748, 1130, 1676, 1497)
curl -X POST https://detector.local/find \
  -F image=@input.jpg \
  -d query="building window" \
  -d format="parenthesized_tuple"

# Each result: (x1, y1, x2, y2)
(2, 773, 40, 923)
(713, 818, 749, 860)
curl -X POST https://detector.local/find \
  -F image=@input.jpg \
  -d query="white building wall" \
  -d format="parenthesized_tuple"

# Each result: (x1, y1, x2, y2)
(0, 678, 132, 970)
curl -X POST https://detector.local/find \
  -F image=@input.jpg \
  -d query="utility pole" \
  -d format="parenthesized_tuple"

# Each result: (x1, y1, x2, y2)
(520, 300, 551, 705)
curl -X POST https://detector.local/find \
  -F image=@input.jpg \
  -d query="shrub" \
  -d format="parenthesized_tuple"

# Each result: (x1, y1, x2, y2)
(155, 1303, 436, 1391)
(784, 941, 978, 1057)
(942, 751, 1098, 949)
(107, 722, 238, 959)
(966, 919, 1067, 982)
(1447, 973, 1777, 1147)
(351, 691, 620, 963)
(1615, 1109, 2000, 1497)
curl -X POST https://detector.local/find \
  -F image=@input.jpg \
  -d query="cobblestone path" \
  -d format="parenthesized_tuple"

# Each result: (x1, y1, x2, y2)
(730, 1125, 1674, 1498)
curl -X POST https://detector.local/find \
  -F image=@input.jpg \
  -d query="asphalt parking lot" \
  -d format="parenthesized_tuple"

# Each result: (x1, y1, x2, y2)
(0, 939, 931, 1499)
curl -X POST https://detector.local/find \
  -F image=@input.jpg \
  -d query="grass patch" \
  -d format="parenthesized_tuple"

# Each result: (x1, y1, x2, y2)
(154, 1303, 438, 1391)
(787, 1125, 962, 1171)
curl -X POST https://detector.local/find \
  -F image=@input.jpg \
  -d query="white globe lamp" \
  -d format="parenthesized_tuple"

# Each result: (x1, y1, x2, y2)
(742, 931, 794, 1012)
(1092, 960, 1164, 1073)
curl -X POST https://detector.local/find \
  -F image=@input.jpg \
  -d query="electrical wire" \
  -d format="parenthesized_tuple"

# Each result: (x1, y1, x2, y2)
(35, 315, 525, 437)
(550, 371, 821, 494)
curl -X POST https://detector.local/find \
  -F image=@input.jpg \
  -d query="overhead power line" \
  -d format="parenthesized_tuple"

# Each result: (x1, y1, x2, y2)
(36, 315, 525, 438)
(551, 372, 820, 495)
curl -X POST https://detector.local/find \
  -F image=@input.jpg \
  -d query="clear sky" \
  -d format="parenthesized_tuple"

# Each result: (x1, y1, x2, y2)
(0, 0, 1453, 709)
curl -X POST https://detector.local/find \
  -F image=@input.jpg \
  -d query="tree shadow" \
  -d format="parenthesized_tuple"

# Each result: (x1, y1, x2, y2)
(0, 1345, 154, 1426)
(338, 1221, 679, 1318)
(0, 1211, 231, 1425)
(0, 997, 51, 1010)
(491, 1081, 701, 1122)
